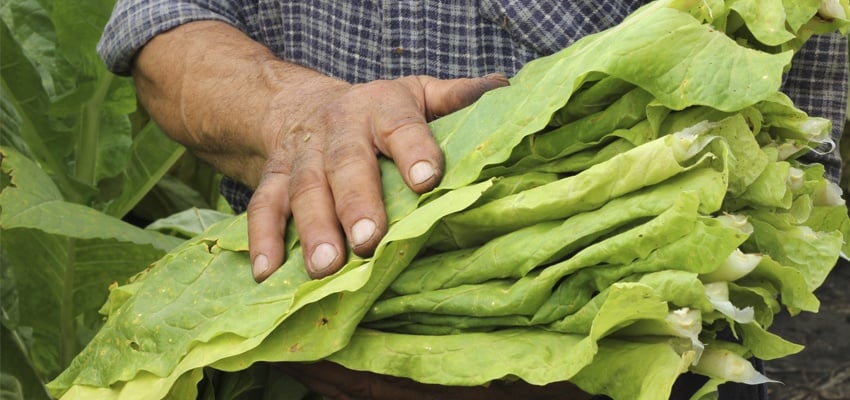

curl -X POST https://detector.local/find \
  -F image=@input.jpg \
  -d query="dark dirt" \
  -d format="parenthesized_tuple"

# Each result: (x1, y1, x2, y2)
(765, 257, 850, 400)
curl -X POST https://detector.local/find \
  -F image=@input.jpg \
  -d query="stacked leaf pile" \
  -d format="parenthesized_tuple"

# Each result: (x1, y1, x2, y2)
(49, 1, 850, 399)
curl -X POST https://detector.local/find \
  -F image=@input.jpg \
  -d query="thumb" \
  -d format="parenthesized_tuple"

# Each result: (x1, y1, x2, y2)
(418, 73, 510, 120)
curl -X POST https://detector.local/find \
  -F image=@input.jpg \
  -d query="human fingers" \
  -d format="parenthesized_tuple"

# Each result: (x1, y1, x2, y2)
(288, 132, 347, 279)
(366, 79, 445, 195)
(247, 150, 292, 282)
(301, 77, 441, 262)
(371, 75, 510, 195)
(417, 73, 510, 120)
(255, 74, 509, 279)
(323, 111, 387, 258)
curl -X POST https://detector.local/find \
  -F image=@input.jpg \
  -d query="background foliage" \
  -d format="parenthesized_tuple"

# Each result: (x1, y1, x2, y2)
(1, 0, 231, 398)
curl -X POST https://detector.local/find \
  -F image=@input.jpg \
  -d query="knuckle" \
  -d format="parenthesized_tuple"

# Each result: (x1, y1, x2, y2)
(379, 116, 429, 143)
(333, 192, 369, 219)
(325, 142, 374, 171)
(246, 187, 278, 215)
(288, 165, 327, 201)
(355, 79, 396, 94)
(261, 151, 291, 176)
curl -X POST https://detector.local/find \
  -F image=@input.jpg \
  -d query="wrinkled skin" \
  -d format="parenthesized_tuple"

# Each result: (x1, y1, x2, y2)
(132, 20, 509, 280)
(244, 73, 510, 281)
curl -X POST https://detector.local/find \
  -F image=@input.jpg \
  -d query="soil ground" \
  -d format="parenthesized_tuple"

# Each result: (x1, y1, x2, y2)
(765, 257, 850, 400)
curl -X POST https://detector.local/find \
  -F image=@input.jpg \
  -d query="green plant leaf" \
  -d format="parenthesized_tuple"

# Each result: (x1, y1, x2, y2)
(428, 2, 792, 195)
(145, 207, 235, 239)
(0, 148, 182, 251)
(0, 324, 51, 400)
(0, 149, 177, 386)
(568, 337, 689, 400)
(2, 0, 144, 207)
(1, 229, 167, 381)
(47, 180, 491, 398)
(49, 0, 136, 188)
(100, 122, 186, 218)
(726, 0, 797, 46)
(0, 17, 84, 202)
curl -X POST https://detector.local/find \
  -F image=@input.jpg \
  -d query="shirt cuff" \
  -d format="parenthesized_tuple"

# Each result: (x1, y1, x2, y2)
(97, 0, 245, 76)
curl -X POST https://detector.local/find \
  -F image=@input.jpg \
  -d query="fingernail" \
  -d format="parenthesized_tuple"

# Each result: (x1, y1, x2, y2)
(409, 161, 436, 185)
(483, 73, 510, 84)
(252, 254, 270, 279)
(310, 243, 339, 276)
(351, 218, 377, 248)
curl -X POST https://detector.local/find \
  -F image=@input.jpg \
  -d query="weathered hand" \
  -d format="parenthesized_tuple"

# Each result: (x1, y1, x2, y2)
(277, 360, 593, 400)
(248, 74, 509, 281)
(130, 20, 507, 282)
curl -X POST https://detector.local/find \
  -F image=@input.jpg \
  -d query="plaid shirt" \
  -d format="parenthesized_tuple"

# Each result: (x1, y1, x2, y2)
(98, 1, 848, 212)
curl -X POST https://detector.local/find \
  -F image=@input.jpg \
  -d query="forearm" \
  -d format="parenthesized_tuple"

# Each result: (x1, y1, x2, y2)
(132, 20, 349, 187)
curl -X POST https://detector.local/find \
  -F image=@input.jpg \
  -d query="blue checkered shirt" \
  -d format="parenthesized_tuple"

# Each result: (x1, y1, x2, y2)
(98, 1, 848, 212)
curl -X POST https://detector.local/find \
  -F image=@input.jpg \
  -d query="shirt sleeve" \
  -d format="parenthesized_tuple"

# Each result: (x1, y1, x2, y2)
(97, 0, 247, 76)
(781, 32, 849, 185)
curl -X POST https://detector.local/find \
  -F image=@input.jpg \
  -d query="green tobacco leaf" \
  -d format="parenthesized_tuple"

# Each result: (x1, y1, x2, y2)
(569, 337, 689, 400)
(50, 0, 137, 188)
(428, 2, 791, 194)
(394, 168, 727, 294)
(782, 0, 825, 33)
(726, 0, 796, 46)
(100, 122, 186, 218)
(548, 283, 670, 335)
(0, 148, 182, 251)
(330, 283, 682, 397)
(756, 92, 832, 144)
(330, 328, 592, 386)
(48, 181, 491, 399)
(738, 321, 804, 361)
(370, 193, 703, 321)
(741, 255, 820, 315)
(533, 211, 753, 322)
(730, 161, 793, 209)
(0, 324, 52, 400)
(503, 87, 654, 171)
(549, 76, 637, 124)
(145, 207, 233, 239)
(0, 0, 59, 89)
(0, 147, 173, 388)
(743, 210, 843, 290)
(806, 205, 850, 255)
(629, 270, 713, 311)
(0, 84, 30, 159)
(710, 115, 769, 194)
(3, 0, 142, 205)
(434, 131, 715, 247)
(1, 228, 167, 382)
(0, 17, 82, 201)
(51, 0, 116, 79)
